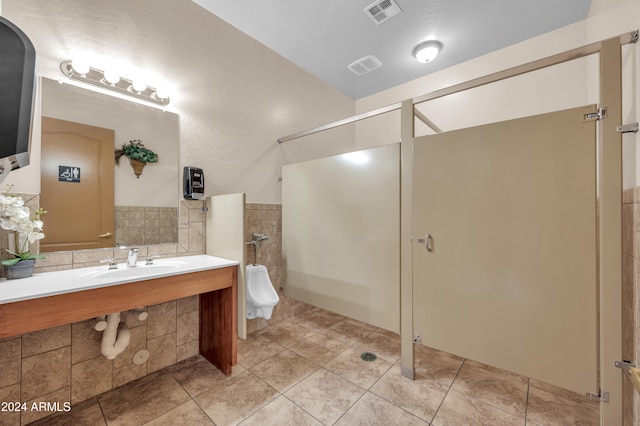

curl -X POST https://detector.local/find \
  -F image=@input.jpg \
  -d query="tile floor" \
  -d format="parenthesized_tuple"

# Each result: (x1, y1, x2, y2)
(31, 307, 600, 425)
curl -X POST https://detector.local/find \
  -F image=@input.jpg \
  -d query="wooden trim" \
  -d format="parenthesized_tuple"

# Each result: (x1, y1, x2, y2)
(200, 266, 238, 374)
(0, 267, 234, 339)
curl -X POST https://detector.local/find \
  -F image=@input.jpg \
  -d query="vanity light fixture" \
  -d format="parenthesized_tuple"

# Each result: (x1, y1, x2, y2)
(412, 40, 442, 63)
(60, 60, 170, 107)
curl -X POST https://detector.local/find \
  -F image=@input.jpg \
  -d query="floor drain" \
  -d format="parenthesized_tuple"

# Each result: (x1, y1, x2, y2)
(360, 352, 377, 362)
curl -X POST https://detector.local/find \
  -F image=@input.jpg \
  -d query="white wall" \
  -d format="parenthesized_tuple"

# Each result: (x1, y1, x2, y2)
(1, 0, 356, 204)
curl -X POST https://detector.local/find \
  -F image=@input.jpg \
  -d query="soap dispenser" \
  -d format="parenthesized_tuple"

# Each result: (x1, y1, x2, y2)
(183, 166, 204, 200)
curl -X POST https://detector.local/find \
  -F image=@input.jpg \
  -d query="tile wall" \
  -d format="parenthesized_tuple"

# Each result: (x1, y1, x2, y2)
(623, 187, 640, 425)
(0, 197, 308, 424)
(244, 203, 312, 335)
(0, 196, 206, 425)
(114, 206, 178, 246)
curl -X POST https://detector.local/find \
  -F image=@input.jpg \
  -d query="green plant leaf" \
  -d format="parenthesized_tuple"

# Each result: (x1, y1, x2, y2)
(2, 257, 22, 266)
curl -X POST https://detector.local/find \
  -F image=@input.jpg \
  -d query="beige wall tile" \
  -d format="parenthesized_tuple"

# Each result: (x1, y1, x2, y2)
(34, 251, 73, 269)
(114, 246, 148, 262)
(3, 195, 210, 423)
(0, 338, 21, 388)
(245, 209, 261, 237)
(113, 326, 147, 370)
(147, 301, 177, 339)
(177, 295, 199, 315)
(177, 311, 199, 346)
(71, 356, 112, 404)
(624, 305, 636, 361)
(149, 243, 179, 256)
(147, 333, 177, 373)
(22, 325, 70, 359)
(131, 209, 145, 225)
(0, 383, 21, 426)
(187, 201, 205, 222)
(177, 341, 200, 363)
(245, 203, 286, 335)
(187, 222, 205, 253)
(624, 188, 635, 205)
(122, 309, 149, 329)
(71, 321, 102, 364)
(623, 255, 635, 312)
(179, 201, 190, 225)
(21, 347, 71, 401)
(71, 248, 115, 265)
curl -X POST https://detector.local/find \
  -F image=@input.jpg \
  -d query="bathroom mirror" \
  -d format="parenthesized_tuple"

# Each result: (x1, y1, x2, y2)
(40, 77, 180, 247)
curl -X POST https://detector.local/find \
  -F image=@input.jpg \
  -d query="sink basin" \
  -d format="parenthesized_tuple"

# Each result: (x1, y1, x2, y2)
(83, 262, 187, 280)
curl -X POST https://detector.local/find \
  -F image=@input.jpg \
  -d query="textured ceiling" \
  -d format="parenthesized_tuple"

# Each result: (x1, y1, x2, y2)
(193, 0, 592, 99)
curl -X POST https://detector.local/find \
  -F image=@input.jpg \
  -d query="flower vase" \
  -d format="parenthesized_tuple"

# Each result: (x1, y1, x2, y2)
(3, 258, 35, 280)
(129, 159, 146, 178)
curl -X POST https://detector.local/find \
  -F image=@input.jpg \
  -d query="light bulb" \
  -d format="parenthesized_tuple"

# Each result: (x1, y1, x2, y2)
(131, 80, 147, 93)
(103, 70, 120, 85)
(154, 87, 169, 100)
(71, 59, 90, 75)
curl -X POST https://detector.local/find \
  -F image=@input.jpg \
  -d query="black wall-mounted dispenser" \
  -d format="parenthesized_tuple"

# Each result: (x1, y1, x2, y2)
(183, 166, 204, 200)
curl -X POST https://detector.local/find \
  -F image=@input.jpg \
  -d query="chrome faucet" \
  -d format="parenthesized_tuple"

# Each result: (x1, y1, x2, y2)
(127, 248, 139, 267)
(100, 258, 118, 270)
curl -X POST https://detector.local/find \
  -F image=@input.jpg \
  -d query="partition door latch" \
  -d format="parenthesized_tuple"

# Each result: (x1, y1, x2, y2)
(417, 234, 433, 252)
(583, 107, 607, 121)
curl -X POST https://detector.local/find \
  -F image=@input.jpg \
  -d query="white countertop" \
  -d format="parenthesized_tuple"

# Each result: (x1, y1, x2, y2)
(0, 254, 238, 305)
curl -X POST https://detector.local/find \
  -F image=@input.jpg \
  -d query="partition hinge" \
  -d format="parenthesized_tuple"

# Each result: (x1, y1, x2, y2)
(584, 107, 607, 122)
(617, 123, 639, 134)
(586, 388, 609, 403)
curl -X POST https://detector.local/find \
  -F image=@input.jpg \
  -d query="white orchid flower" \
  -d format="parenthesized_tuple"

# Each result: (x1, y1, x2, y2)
(0, 193, 46, 261)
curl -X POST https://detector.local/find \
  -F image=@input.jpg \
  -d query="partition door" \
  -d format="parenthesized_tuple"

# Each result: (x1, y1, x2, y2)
(412, 105, 598, 394)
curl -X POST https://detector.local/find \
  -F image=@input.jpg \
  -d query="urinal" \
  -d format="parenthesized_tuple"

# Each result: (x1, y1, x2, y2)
(246, 264, 279, 320)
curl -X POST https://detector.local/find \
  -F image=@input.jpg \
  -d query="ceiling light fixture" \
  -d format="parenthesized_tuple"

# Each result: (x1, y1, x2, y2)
(412, 40, 442, 64)
(60, 60, 170, 107)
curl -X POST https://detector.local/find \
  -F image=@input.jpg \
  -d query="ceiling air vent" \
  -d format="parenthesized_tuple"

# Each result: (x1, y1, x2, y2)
(347, 55, 382, 76)
(364, 0, 402, 25)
